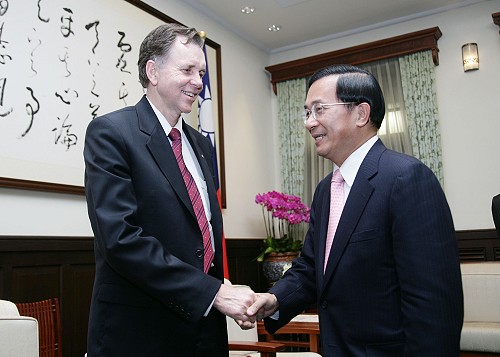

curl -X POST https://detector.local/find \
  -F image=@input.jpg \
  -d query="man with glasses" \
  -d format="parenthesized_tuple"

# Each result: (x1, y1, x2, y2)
(244, 64, 463, 356)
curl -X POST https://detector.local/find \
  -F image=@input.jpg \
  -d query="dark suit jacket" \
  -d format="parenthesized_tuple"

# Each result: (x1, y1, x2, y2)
(84, 96, 227, 356)
(266, 140, 463, 357)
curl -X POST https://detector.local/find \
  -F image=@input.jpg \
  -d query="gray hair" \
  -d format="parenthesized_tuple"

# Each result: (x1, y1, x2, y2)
(137, 23, 204, 88)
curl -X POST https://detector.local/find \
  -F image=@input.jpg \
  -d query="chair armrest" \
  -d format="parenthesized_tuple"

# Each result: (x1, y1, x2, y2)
(0, 316, 39, 356)
(228, 341, 286, 357)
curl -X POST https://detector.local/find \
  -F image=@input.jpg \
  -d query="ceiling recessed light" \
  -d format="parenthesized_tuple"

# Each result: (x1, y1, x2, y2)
(268, 25, 281, 32)
(241, 6, 255, 14)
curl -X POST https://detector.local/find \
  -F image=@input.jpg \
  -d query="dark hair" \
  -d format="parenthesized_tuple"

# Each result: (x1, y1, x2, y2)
(137, 23, 204, 88)
(308, 64, 385, 129)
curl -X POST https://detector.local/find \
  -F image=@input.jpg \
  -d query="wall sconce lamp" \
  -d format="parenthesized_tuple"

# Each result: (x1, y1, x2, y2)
(462, 43, 479, 72)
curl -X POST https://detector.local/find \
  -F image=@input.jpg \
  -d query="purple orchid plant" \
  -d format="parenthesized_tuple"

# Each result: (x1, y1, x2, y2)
(255, 191, 310, 261)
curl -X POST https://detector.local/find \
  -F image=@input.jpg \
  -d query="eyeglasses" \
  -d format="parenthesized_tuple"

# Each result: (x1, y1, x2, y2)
(303, 102, 356, 124)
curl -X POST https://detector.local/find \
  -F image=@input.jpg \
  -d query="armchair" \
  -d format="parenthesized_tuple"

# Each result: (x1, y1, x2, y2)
(460, 262, 500, 356)
(15, 298, 62, 357)
(0, 299, 39, 357)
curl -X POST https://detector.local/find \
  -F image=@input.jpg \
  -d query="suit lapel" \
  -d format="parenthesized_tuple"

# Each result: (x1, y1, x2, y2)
(136, 97, 195, 219)
(316, 174, 333, 284)
(183, 122, 224, 255)
(321, 140, 386, 291)
(182, 122, 220, 217)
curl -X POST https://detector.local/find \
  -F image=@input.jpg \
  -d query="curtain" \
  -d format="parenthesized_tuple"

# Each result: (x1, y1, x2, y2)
(304, 131, 331, 206)
(399, 51, 444, 187)
(277, 78, 307, 199)
(360, 59, 413, 155)
(277, 78, 308, 242)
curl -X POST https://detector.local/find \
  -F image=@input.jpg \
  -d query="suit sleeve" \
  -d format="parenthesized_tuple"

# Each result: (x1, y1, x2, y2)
(264, 179, 327, 333)
(391, 161, 463, 355)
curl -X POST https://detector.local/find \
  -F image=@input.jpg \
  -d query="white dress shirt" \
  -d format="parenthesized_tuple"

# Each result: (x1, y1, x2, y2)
(146, 97, 215, 254)
(335, 135, 379, 201)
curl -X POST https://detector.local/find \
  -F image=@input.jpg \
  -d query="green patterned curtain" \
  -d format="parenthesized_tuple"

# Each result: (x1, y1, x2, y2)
(277, 78, 307, 199)
(399, 51, 444, 187)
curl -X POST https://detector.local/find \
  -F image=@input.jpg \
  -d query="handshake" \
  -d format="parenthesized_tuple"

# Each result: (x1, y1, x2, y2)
(214, 283, 278, 330)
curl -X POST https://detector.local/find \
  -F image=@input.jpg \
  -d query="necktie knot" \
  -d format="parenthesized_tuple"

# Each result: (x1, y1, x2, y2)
(332, 169, 344, 183)
(169, 128, 181, 142)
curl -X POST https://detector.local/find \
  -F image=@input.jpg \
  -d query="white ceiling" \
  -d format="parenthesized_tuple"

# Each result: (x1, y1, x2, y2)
(182, 0, 487, 53)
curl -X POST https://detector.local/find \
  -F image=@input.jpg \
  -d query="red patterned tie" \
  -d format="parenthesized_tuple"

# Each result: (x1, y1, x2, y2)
(169, 128, 214, 273)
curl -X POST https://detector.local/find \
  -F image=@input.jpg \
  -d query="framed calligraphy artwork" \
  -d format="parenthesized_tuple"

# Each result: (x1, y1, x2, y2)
(0, 0, 226, 207)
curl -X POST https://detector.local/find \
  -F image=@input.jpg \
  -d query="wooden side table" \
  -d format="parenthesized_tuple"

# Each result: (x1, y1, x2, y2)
(257, 314, 320, 353)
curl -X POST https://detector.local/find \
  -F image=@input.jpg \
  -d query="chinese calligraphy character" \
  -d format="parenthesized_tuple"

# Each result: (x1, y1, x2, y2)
(116, 31, 131, 74)
(0, 22, 12, 64)
(52, 113, 77, 150)
(119, 82, 128, 105)
(0, 77, 12, 117)
(37, 0, 49, 23)
(0, 0, 8, 16)
(89, 102, 100, 120)
(21, 87, 40, 137)
(58, 46, 71, 77)
(85, 21, 100, 54)
(55, 88, 78, 105)
(60, 8, 74, 38)
(28, 28, 41, 76)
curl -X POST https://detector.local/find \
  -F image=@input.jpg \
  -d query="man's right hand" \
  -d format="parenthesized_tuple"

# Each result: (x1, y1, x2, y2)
(247, 293, 279, 322)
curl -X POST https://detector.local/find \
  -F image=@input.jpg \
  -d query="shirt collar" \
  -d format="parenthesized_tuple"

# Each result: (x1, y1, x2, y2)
(336, 135, 378, 187)
(146, 96, 183, 135)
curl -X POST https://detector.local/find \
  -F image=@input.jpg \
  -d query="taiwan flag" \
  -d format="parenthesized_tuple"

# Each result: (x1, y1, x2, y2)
(198, 44, 229, 279)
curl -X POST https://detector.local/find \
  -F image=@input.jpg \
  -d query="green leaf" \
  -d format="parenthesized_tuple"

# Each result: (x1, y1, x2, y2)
(255, 235, 303, 261)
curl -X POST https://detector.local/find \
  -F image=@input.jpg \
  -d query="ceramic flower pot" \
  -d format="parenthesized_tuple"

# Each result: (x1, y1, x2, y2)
(262, 251, 299, 286)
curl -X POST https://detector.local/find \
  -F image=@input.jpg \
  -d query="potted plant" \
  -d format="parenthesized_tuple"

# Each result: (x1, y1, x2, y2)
(255, 191, 310, 284)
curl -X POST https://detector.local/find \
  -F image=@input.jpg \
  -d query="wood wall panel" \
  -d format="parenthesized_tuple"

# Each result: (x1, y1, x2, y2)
(0, 236, 94, 357)
(226, 239, 268, 292)
(456, 229, 499, 262)
(63, 264, 95, 357)
(11, 266, 61, 302)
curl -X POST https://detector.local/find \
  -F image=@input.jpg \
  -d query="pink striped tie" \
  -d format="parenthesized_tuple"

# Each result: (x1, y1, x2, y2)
(169, 128, 214, 273)
(324, 169, 344, 272)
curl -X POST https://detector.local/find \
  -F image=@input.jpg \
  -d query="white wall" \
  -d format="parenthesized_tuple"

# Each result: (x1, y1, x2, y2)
(0, 0, 498, 237)
(270, 0, 500, 231)
(0, 0, 276, 239)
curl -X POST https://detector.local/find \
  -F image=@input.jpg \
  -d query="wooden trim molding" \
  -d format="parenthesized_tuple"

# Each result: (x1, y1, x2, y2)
(493, 12, 500, 33)
(0, 177, 85, 195)
(265, 27, 442, 94)
(0, 235, 94, 251)
(456, 228, 500, 262)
